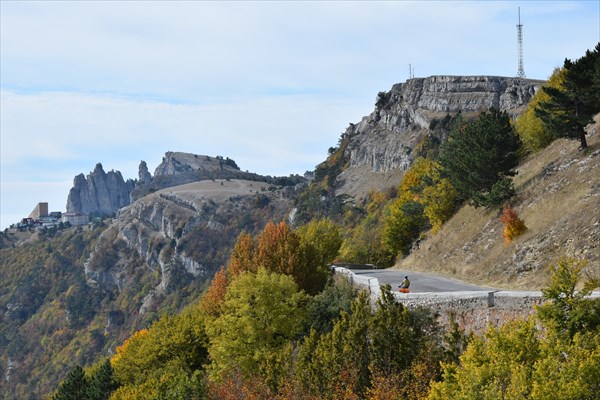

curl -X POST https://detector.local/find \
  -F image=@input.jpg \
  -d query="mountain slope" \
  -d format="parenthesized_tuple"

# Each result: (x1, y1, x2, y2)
(396, 115, 600, 289)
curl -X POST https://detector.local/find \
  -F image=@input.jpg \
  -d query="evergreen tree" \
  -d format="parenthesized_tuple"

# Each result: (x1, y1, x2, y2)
(52, 365, 88, 400)
(439, 108, 520, 207)
(369, 285, 417, 375)
(86, 359, 118, 400)
(535, 43, 600, 149)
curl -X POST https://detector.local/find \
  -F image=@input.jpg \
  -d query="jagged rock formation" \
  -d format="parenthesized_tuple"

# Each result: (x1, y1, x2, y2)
(66, 163, 135, 215)
(138, 160, 152, 185)
(334, 76, 545, 198)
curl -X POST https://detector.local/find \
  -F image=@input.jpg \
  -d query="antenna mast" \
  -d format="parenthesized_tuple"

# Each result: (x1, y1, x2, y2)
(516, 7, 525, 78)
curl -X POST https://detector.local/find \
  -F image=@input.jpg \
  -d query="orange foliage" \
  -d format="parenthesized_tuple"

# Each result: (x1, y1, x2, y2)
(254, 221, 302, 276)
(366, 361, 436, 400)
(228, 232, 256, 276)
(499, 204, 527, 244)
(199, 267, 230, 318)
(365, 371, 404, 400)
(206, 368, 273, 400)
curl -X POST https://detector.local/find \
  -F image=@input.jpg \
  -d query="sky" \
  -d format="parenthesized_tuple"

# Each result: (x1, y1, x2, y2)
(1, 1, 599, 229)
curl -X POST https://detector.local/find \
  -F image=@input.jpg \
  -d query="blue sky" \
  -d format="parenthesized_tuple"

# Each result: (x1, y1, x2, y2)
(1, 1, 598, 229)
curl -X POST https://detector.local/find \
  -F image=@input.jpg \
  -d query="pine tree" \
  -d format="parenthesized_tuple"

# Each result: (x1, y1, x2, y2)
(535, 43, 600, 149)
(52, 365, 88, 400)
(439, 108, 520, 207)
(86, 359, 118, 400)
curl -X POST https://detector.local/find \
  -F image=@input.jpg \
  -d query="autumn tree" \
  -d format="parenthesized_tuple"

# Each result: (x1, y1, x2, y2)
(296, 218, 342, 270)
(110, 307, 208, 397)
(382, 158, 457, 258)
(205, 268, 307, 389)
(499, 204, 527, 244)
(431, 257, 600, 400)
(439, 108, 520, 207)
(339, 190, 395, 267)
(515, 67, 566, 153)
(398, 157, 457, 233)
(198, 267, 230, 318)
(227, 232, 256, 276)
(296, 218, 342, 294)
(429, 318, 541, 400)
(535, 43, 600, 150)
(530, 329, 600, 399)
(383, 197, 424, 258)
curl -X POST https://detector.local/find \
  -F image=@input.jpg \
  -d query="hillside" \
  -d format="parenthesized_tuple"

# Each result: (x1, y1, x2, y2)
(2, 73, 597, 398)
(397, 115, 600, 289)
(0, 173, 296, 399)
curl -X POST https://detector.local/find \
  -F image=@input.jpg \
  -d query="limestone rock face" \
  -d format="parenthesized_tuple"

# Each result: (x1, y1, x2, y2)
(153, 152, 239, 178)
(84, 178, 295, 312)
(138, 160, 152, 185)
(131, 152, 267, 200)
(66, 163, 135, 215)
(336, 76, 544, 199)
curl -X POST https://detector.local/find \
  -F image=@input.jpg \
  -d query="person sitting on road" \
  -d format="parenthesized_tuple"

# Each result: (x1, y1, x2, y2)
(400, 276, 410, 289)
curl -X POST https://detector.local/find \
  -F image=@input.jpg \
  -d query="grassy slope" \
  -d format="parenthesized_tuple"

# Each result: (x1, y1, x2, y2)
(396, 116, 600, 290)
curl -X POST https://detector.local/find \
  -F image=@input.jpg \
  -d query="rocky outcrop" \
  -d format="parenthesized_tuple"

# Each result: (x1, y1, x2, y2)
(138, 160, 152, 185)
(131, 153, 245, 199)
(66, 163, 135, 215)
(131, 152, 305, 200)
(84, 178, 296, 313)
(335, 76, 545, 198)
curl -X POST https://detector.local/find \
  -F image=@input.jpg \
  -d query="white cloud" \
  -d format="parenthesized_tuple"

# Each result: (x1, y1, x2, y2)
(0, 89, 365, 227)
(1, 1, 598, 229)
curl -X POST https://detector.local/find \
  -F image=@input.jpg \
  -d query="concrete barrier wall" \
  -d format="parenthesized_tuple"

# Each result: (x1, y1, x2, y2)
(332, 266, 381, 303)
(333, 267, 600, 333)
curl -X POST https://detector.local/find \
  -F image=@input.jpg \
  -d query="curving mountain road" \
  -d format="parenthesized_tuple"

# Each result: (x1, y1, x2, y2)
(351, 268, 495, 293)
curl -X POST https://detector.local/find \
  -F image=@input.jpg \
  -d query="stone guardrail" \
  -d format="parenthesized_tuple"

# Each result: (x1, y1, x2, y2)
(332, 266, 600, 311)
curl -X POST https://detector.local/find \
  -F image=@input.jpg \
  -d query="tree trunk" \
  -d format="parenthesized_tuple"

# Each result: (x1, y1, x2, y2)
(579, 131, 588, 149)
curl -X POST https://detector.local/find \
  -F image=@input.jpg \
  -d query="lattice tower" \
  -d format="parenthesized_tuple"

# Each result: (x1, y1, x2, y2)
(517, 7, 525, 78)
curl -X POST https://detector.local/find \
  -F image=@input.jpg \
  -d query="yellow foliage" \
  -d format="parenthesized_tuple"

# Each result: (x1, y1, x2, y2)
(515, 68, 566, 153)
(499, 205, 527, 244)
(422, 178, 457, 233)
(111, 328, 149, 366)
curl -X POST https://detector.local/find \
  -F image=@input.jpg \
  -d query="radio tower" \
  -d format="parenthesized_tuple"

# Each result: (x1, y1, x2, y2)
(516, 7, 525, 78)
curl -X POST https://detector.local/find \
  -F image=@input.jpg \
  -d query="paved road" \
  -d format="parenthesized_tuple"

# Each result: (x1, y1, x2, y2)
(351, 269, 495, 293)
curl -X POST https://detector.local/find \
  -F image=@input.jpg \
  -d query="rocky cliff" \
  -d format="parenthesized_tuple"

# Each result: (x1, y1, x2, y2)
(138, 160, 152, 185)
(67, 154, 259, 214)
(334, 76, 544, 198)
(85, 178, 296, 314)
(131, 153, 242, 199)
(66, 163, 135, 216)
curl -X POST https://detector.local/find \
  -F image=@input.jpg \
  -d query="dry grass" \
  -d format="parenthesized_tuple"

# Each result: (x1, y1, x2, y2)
(396, 118, 600, 290)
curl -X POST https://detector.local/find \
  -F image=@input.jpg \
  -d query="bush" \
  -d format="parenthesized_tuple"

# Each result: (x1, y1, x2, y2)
(499, 204, 527, 244)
